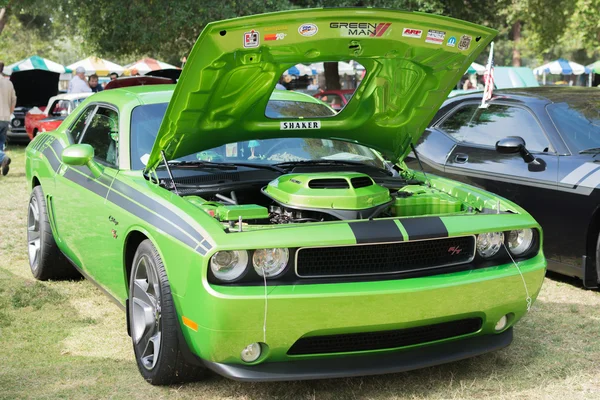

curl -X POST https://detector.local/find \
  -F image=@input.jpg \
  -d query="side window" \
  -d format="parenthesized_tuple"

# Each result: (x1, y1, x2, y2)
(439, 103, 550, 153)
(69, 105, 96, 143)
(80, 106, 119, 166)
(437, 104, 479, 142)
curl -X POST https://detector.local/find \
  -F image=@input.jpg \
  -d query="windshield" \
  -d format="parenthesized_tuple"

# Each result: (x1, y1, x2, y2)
(130, 102, 385, 170)
(547, 99, 600, 153)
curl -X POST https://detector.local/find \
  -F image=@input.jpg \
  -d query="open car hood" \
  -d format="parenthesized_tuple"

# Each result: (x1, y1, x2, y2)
(147, 8, 495, 170)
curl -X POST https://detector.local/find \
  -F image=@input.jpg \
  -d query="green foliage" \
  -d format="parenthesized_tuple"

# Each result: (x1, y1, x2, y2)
(1, 0, 599, 67)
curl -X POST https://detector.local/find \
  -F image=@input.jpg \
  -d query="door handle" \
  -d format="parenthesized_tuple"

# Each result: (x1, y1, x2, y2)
(454, 153, 469, 163)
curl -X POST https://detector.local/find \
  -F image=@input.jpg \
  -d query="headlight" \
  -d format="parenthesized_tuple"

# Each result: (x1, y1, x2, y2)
(210, 250, 248, 281)
(253, 248, 289, 278)
(507, 229, 534, 256)
(476, 232, 504, 258)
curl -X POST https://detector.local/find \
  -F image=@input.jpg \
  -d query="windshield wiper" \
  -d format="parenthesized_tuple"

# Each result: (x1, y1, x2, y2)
(274, 159, 392, 175)
(162, 160, 286, 173)
(161, 160, 238, 170)
(579, 147, 600, 155)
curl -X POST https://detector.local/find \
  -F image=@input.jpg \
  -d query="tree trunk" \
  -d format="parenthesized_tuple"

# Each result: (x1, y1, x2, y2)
(324, 62, 341, 90)
(512, 20, 521, 67)
(0, 7, 9, 36)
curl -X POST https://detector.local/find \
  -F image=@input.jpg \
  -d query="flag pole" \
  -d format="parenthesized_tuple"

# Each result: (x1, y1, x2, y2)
(480, 42, 494, 108)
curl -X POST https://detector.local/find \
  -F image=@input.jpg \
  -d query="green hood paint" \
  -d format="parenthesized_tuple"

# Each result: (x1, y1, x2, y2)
(147, 8, 496, 171)
(264, 172, 391, 210)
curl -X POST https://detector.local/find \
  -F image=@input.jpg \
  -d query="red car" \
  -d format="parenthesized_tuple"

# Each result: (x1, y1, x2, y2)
(25, 93, 93, 139)
(313, 89, 355, 111)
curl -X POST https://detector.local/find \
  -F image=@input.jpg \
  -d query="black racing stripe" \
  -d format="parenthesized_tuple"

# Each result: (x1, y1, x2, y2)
(44, 146, 61, 172)
(48, 136, 210, 253)
(110, 179, 207, 246)
(400, 217, 448, 240)
(349, 220, 403, 244)
(64, 169, 110, 199)
(71, 165, 113, 187)
(107, 190, 199, 251)
(49, 137, 64, 156)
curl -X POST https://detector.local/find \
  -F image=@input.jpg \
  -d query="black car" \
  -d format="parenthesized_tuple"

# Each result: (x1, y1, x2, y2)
(407, 87, 600, 288)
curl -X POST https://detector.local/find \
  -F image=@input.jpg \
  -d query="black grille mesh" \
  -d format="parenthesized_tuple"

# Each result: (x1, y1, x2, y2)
(296, 236, 474, 277)
(350, 176, 374, 188)
(287, 318, 482, 355)
(308, 178, 350, 189)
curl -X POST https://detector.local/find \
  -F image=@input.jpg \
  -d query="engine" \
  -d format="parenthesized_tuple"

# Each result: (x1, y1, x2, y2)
(262, 172, 393, 222)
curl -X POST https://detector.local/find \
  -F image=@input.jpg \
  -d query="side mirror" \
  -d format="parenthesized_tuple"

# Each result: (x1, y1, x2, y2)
(62, 144, 103, 177)
(496, 136, 546, 172)
(496, 136, 535, 162)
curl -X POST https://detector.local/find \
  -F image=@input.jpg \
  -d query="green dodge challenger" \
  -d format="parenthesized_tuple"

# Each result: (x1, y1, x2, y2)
(25, 9, 546, 385)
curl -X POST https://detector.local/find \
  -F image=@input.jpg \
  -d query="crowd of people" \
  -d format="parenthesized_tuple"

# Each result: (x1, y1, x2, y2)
(67, 66, 121, 94)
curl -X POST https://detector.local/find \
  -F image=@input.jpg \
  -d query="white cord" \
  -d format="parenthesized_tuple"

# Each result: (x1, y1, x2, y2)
(502, 243, 532, 312)
(262, 270, 268, 343)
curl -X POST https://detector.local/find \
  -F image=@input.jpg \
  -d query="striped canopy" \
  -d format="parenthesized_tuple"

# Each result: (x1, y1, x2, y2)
(125, 58, 179, 75)
(285, 63, 314, 76)
(3, 55, 71, 75)
(67, 56, 125, 76)
(533, 58, 591, 75)
(587, 61, 600, 74)
(466, 62, 486, 74)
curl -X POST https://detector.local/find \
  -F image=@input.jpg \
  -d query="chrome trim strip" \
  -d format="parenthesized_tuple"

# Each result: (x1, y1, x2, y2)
(294, 235, 476, 278)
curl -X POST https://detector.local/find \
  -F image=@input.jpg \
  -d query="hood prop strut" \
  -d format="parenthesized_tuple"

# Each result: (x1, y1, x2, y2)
(161, 150, 180, 196)
(410, 143, 432, 188)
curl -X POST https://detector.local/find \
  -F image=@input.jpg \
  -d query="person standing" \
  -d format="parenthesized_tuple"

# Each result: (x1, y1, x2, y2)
(88, 74, 104, 93)
(0, 61, 17, 176)
(68, 66, 92, 94)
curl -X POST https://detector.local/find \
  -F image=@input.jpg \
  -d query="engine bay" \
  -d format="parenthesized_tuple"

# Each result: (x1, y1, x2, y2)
(179, 170, 471, 231)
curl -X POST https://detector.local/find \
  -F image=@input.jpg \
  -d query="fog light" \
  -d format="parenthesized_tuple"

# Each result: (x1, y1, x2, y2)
(241, 342, 262, 363)
(495, 315, 508, 331)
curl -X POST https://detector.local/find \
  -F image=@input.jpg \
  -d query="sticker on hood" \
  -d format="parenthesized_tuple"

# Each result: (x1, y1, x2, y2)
(458, 35, 472, 50)
(280, 121, 321, 130)
(298, 23, 318, 37)
(329, 22, 391, 37)
(402, 28, 423, 38)
(425, 29, 445, 44)
(446, 36, 457, 47)
(265, 33, 286, 41)
(244, 30, 260, 48)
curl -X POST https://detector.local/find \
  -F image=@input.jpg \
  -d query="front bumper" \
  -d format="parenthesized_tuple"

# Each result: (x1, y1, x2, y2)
(175, 252, 545, 373)
(202, 328, 513, 381)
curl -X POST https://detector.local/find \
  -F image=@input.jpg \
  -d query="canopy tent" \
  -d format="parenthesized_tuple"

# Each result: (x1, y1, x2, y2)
(284, 63, 313, 76)
(67, 56, 125, 76)
(587, 61, 600, 74)
(466, 62, 486, 74)
(3, 55, 71, 76)
(124, 58, 179, 75)
(309, 62, 357, 76)
(533, 58, 591, 75)
(494, 67, 539, 88)
(533, 58, 592, 86)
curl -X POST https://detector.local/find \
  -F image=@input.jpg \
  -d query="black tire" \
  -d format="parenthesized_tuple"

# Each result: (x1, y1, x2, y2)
(129, 239, 204, 385)
(27, 185, 79, 280)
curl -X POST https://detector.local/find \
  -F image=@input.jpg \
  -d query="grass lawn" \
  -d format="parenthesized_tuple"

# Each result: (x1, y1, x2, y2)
(1, 144, 600, 399)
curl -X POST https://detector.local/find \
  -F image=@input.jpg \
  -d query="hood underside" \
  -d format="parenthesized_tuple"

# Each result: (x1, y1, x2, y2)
(147, 8, 496, 171)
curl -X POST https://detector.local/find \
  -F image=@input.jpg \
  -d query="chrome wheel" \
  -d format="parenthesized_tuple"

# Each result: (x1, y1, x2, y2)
(132, 255, 162, 370)
(27, 196, 41, 271)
